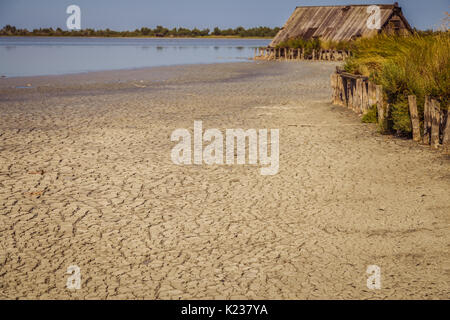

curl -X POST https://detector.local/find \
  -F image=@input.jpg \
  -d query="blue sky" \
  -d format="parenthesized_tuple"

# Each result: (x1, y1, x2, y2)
(0, 0, 448, 31)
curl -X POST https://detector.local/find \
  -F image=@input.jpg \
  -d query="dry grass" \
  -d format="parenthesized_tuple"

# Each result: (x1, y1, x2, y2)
(344, 32, 449, 134)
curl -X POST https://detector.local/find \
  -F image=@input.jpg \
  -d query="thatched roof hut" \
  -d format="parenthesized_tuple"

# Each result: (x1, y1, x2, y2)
(270, 2, 412, 47)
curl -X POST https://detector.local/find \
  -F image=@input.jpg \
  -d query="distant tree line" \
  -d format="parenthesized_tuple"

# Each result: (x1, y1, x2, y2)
(0, 25, 280, 38)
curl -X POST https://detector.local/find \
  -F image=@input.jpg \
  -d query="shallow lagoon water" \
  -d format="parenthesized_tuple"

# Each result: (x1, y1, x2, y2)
(0, 37, 270, 77)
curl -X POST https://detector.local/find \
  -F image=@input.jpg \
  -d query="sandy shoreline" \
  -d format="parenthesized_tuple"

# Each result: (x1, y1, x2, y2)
(0, 61, 449, 299)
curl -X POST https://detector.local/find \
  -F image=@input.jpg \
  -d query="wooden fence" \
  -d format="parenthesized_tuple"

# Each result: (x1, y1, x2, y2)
(331, 68, 449, 150)
(254, 47, 351, 61)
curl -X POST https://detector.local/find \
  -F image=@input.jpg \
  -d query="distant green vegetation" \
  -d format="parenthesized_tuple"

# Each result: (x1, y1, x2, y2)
(0, 25, 280, 38)
(344, 32, 449, 135)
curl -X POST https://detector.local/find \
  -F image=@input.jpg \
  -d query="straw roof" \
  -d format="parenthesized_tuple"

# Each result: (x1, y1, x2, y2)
(270, 3, 412, 47)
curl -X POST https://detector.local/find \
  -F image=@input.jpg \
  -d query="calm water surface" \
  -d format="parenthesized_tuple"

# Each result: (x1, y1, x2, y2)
(0, 37, 271, 77)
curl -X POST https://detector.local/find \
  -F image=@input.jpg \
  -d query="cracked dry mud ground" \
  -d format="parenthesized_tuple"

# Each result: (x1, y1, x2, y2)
(0, 61, 449, 299)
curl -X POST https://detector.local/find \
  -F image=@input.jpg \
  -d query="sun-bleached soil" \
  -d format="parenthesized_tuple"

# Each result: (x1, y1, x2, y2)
(0, 61, 448, 299)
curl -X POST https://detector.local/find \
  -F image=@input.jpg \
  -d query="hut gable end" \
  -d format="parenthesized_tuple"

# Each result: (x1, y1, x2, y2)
(270, 3, 412, 47)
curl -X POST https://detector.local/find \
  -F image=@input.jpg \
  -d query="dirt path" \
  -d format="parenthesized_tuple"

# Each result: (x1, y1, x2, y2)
(0, 61, 448, 299)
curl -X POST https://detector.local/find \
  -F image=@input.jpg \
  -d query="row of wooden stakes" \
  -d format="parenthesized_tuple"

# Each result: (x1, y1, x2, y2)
(330, 69, 450, 150)
(254, 47, 351, 62)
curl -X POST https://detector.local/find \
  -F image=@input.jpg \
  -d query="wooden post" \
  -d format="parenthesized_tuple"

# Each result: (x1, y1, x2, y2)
(351, 80, 357, 112)
(355, 78, 362, 113)
(343, 78, 348, 107)
(442, 110, 450, 149)
(423, 96, 432, 145)
(408, 95, 421, 142)
(339, 75, 345, 106)
(352, 78, 357, 111)
(347, 79, 353, 110)
(336, 75, 342, 106)
(337, 74, 341, 105)
(376, 85, 384, 124)
(359, 78, 365, 113)
(361, 80, 368, 114)
(430, 99, 441, 148)
(312, 49, 315, 61)
(337, 74, 342, 105)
